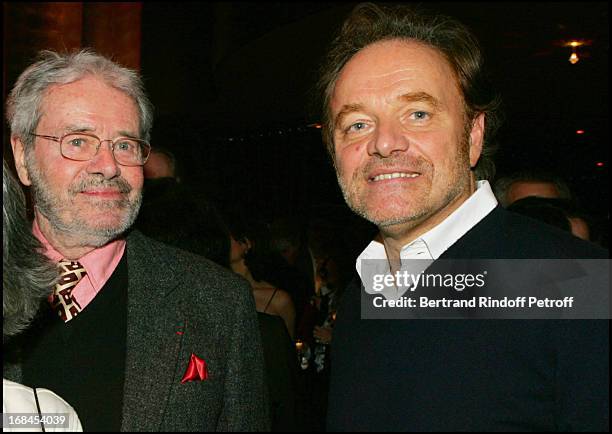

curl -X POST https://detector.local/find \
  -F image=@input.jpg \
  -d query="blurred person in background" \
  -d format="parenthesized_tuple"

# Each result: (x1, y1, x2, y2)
(494, 169, 573, 207)
(226, 209, 297, 340)
(220, 208, 301, 431)
(269, 217, 316, 326)
(507, 196, 594, 241)
(142, 146, 178, 181)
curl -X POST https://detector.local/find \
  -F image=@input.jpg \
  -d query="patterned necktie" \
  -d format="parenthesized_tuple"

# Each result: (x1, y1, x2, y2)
(51, 259, 87, 323)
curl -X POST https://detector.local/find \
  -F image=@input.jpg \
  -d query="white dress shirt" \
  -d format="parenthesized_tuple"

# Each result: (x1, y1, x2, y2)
(357, 180, 498, 299)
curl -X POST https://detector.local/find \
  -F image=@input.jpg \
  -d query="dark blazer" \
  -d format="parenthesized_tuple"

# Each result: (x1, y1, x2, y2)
(4, 230, 270, 431)
(327, 206, 609, 431)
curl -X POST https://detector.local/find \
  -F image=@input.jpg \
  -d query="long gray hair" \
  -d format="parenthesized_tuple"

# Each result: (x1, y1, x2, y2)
(3, 160, 57, 338)
(5, 48, 154, 151)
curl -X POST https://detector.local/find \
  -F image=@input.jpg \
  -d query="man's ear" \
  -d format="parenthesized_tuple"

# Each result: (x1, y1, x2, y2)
(468, 113, 485, 168)
(10, 136, 32, 186)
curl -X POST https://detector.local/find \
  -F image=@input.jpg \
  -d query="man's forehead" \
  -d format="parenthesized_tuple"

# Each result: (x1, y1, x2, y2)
(41, 77, 137, 113)
(45, 76, 112, 97)
(331, 39, 457, 108)
(39, 78, 139, 132)
(511, 181, 559, 195)
(355, 68, 421, 90)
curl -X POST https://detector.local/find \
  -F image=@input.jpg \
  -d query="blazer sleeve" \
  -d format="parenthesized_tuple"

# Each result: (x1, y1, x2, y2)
(216, 283, 270, 431)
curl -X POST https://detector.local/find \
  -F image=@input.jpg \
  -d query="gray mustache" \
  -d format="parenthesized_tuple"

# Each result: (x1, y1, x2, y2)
(70, 177, 133, 194)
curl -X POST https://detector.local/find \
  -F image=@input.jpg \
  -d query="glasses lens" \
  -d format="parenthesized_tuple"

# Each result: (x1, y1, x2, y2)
(113, 138, 150, 166)
(60, 133, 150, 166)
(60, 133, 98, 161)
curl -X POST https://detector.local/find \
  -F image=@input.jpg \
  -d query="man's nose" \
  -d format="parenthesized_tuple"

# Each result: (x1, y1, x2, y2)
(367, 119, 410, 157)
(85, 140, 121, 179)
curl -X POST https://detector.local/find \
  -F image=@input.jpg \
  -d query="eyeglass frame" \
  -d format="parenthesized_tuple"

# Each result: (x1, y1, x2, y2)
(29, 132, 151, 166)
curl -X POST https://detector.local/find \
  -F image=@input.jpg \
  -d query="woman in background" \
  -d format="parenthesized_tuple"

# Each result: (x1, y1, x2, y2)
(225, 209, 296, 340)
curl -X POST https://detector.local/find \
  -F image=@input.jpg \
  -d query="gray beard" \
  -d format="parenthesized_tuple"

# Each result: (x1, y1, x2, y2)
(26, 156, 142, 248)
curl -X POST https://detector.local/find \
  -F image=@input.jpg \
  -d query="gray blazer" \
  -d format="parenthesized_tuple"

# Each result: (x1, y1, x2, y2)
(5, 230, 270, 431)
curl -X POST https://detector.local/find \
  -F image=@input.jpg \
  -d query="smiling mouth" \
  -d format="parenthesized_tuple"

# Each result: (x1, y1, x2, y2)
(369, 172, 421, 182)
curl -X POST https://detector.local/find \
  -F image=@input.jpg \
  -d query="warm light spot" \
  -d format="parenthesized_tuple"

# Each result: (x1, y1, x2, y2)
(576, 130, 585, 135)
(569, 52, 579, 64)
(307, 123, 323, 129)
(596, 162, 604, 167)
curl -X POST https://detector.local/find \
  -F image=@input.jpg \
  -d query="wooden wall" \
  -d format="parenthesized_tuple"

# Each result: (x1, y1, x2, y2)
(3, 2, 142, 158)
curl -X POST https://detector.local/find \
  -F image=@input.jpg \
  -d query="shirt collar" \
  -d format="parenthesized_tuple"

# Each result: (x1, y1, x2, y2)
(32, 219, 126, 291)
(417, 179, 497, 259)
(356, 180, 497, 277)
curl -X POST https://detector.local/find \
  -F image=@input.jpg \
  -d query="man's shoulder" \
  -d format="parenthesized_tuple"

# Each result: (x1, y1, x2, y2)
(124, 229, 251, 299)
(126, 229, 217, 268)
(450, 206, 608, 259)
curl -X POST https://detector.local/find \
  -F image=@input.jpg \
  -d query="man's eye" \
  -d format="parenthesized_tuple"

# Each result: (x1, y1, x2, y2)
(411, 111, 430, 120)
(67, 137, 90, 147)
(116, 141, 133, 151)
(346, 122, 368, 133)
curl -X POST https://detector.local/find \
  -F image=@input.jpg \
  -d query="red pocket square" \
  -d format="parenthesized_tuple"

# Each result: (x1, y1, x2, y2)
(181, 353, 209, 383)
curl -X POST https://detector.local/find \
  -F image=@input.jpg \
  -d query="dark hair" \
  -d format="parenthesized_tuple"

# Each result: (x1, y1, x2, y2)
(507, 196, 572, 233)
(493, 170, 573, 207)
(3, 160, 57, 338)
(223, 208, 291, 287)
(317, 2, 502, 180)
(268, 217, 302, 254)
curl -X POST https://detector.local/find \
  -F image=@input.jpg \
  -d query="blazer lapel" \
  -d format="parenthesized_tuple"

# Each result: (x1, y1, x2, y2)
(120, 231, 186, 432)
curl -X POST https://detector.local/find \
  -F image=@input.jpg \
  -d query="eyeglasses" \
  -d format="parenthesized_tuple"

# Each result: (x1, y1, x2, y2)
(30, 132, 151, 166)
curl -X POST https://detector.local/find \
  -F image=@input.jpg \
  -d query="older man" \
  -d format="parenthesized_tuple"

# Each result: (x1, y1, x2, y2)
(4, 50, 268, 432)
(318, 3, 608, 431)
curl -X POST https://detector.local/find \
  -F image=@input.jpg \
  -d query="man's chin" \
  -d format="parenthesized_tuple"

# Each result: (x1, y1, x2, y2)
(369, 213, 422, 228)
(358, 199, 424, 226)
(51, 212, 136, 247)
(347, 202, 418, 227)
(70, 225, 128, 247)
(75, 202, 140, 227)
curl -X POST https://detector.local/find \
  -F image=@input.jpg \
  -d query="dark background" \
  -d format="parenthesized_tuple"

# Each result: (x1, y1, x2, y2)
(4, 2, 609, 239)
(141, 2, 609, 225)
